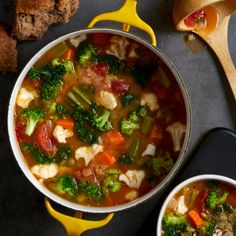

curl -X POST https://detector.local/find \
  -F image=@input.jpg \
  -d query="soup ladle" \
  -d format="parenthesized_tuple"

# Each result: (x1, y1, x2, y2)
(173, 0, 236, 100)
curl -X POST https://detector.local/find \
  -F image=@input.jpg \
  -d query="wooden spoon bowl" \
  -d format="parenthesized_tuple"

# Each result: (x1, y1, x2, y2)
(173, 0, 236, 100)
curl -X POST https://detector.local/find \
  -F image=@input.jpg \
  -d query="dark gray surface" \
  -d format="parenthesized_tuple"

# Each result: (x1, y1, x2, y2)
(0, 0, 236, 235)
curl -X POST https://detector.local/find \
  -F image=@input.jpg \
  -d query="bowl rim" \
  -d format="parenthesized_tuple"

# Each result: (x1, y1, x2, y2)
(156, 174, 236, 235)
(8, 27, 192, 213)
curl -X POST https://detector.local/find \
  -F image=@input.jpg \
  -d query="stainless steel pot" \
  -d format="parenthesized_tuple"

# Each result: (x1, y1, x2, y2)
(7, 1, 191, 213)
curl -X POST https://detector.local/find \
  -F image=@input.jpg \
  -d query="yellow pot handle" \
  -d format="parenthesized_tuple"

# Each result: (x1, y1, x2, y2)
(88, 0, 157, 46)
(45, 198, 114, 236)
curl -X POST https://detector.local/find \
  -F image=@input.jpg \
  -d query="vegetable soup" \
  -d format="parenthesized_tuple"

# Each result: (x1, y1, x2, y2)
(162, 180, 236, 235)
(14, 33, 187, 207)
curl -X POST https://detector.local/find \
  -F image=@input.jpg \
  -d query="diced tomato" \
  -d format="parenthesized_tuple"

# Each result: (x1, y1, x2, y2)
(111, 80, 129, 95)
(26, 75, 42, 89)
(75, 167, 98, 183)
(91, 63, 109, 77)
(193, 189, 208, 213)
(34, 120, 57, 156)
(15, 121, 26, 142)
(149, 122, 165, 141)
(139, 181, 152, 196)
(156, 86, 166, 101)
(228, 191, 236, 208)
(93, 33, 111, 45)
(74, 169, 82, 179)
(184, 10, 207, 29)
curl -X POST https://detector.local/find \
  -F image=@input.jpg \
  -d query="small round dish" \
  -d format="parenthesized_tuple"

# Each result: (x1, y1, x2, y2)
(157, 174, 236, 235)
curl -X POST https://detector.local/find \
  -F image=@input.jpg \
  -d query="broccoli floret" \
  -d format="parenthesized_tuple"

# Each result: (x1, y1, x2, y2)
(120, 119, 140, 136)
(51, 58, 75, 73)
(137, 105, 147, 117)
(23, 143, 72, 164)
(128, 111, 139, 122)
(56, 175, 78, 197)
(28, 67, 48, 81)
(28, 64, 66, 101)
(162, 214, 187, 236)
(88, 102, 113, 132)
(103, 173, 121, 196)
(53, 147, 72, 163)
(121, 93, 135, 107)
(152, 155, 174, 177)
(200, 221, 215, 236)
(21, 108, 44, 136)
(22, 143, 52, 164)
(77, 43, 97, 66)
(78, 181, 103, 201)
(120, 106, 147, 136)
(73, 107, 98, 144)
(206, 191, 229, 210)
(41, 64, 66, 100)
(96, 54, 124, 74)
(55, 103, 71, 118)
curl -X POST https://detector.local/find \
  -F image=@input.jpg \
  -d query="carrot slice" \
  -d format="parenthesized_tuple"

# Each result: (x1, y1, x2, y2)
(108, 131, 125, 144)
(62, 49, 76, 61)
(56, 118, 75, 130)
(187, 210, 203, 228)
(97, 151, 116, 165)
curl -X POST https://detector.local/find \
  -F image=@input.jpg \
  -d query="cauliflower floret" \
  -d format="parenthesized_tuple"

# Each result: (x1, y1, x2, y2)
(99, 91, 118, 110)
(106, 36, 130, 60)
(142, 144, 156, 157)
(128, 43, 139, 58)
(69, 34, 87, 48)
(125, 190, 138, 201)
(16, 87, 37, 109)
(119, 170, 145, 189)
(166, 122, 186, 152)
(140, 93, 159, 111)
(53, 125, 73, 143)
(75, 144, 103, 166)
(175, 195, 188, 215)
(31, 163, 59, 179)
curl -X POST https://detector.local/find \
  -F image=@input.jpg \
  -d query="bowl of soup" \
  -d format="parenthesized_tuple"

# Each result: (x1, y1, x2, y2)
(8, 28, 191, 212)
(157, 174, 236, 235)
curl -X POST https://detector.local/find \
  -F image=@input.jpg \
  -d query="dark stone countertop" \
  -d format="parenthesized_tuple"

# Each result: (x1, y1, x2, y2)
(0, 0, 235, 235)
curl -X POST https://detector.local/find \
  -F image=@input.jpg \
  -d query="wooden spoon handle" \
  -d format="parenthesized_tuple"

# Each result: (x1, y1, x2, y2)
(205, 15, 236, 100)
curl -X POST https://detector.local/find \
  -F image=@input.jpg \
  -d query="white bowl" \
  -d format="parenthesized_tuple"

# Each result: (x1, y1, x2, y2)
(156, 174, 236, 235)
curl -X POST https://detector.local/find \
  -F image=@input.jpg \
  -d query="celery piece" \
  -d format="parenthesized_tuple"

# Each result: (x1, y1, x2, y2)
(141, 115, 155, 134)
(128, 139, 141, 160)
(67, 86, 91, 109)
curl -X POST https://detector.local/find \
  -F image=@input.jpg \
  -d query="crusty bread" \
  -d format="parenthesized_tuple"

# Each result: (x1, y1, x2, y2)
(12, 0, 79, 40)
(0, 25, 17, 72)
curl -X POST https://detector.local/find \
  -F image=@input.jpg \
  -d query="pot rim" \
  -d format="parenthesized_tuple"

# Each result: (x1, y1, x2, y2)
(156, 174, 236, 235)
(8, 28, 192, 213)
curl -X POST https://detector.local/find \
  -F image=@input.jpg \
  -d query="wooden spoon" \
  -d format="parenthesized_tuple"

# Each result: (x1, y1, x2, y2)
(173, 0, 236, 100)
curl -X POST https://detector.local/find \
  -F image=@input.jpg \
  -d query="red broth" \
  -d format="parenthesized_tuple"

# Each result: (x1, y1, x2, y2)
(163, 180, 236, 235)
(15, 33, 187, 207)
